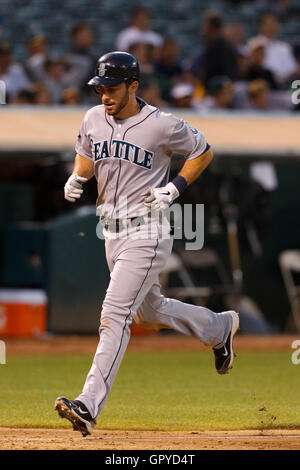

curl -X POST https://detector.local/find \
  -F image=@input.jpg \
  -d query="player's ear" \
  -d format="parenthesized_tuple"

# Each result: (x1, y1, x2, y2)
(129, 80, 139, 95)
(94, 86, 102, 95)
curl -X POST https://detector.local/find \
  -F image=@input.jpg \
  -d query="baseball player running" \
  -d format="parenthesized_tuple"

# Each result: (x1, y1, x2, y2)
(55, 51, 239, 437)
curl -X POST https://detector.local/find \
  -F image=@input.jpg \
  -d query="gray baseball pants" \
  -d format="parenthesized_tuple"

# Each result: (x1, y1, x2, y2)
(76, 220, 232, 421)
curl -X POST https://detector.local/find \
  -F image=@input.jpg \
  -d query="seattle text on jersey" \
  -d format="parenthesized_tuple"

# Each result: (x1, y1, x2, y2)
(90, 138, 154, 170)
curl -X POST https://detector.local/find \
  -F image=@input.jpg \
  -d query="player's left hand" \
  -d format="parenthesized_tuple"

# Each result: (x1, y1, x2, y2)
(143, 182, 179, 210)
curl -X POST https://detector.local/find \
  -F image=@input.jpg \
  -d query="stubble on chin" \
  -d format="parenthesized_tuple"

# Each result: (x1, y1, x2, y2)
(114, 93, 129, 117)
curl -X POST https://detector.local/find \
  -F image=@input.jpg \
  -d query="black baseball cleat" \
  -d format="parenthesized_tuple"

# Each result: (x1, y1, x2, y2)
(213, 311, 239, 375)
(54, 396, 96, 437)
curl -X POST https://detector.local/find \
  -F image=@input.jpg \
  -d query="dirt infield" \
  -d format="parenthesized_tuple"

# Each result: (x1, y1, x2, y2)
(0, 428, 299, 450)
(4, 332, 300, 356)
(2, 334, 300, 450)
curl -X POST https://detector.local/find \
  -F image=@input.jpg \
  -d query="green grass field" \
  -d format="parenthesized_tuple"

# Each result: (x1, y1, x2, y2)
(0, 350, 299, 431)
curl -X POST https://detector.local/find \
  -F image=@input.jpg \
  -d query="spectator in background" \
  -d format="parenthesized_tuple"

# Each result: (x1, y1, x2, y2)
(197, 76, 234, 110)
(61, 87, 81, 105)
(154, 38, 182, 79)
(70, 23, 94, 53)
(154, 38, 183, 102)
(138, 77, 167, 108)
(0, 40, 31, 101)
(33, 83, 52, 104)
(255, 11, 297, 85)
(127, 41, 164, 107)
(63, 23, 96, 93)
(170, 82, 195, 108)
(236, 49, 249, 80)
(12, 83, 52, 105)
(25, 35, 48, 83)
(223, 21, 249, 81)
(224, 21, 246, 55)
(43, 57, 68, 104)
(128, 42, 155, 78)
(246, 78, 292, 110)
(247, 79, 270, 109)
(188, 11, 239, 86)
(12, 88, 35, 104)
(116, 6, 163, 59)
(246, 36, 278, 89)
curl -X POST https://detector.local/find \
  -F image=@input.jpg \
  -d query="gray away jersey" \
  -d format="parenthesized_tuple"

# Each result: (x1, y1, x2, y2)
(75, 100, 209, 219)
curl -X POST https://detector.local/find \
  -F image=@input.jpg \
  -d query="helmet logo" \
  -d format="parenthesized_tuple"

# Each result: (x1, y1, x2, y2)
(98, 63, 106, 77)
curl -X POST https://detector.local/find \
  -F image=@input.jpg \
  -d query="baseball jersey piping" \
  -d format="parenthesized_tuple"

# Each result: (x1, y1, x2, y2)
(113, 160, 122, 217)
(104, 112, 116, 197)
(104, 111, 115, 154)
(111, 108, 158, 216)
(121, 107, 158, 141)
(98, 236, 159, 413)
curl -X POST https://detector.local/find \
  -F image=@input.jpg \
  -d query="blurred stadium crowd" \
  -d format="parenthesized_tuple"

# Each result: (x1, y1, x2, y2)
(0, 0, 300, 110)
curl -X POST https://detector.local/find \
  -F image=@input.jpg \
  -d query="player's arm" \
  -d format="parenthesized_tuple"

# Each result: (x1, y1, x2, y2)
(177, 147, 213, 185)
(72, 153, 95, 179)
(64, 154, 94, 203)
(144, 148, 213, 210)
(144, 117, 214, 210)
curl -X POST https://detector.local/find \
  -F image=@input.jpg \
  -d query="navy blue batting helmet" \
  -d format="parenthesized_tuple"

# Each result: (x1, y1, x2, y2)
(88, 51, 140, 87)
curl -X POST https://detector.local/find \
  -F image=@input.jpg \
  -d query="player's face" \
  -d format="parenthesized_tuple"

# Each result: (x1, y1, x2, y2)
(97, 83, 130, 117)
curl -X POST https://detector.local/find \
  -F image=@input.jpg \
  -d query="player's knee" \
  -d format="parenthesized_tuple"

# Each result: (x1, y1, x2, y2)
(102, 298, 131, 316)
(100, 302, 134, 326)
(98, 311, 133, 336)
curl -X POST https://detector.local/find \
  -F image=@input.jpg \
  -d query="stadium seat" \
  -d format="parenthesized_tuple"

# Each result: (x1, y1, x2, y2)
(279, 250, 300, 332)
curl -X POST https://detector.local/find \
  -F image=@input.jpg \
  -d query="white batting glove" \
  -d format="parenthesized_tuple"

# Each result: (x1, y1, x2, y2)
(143, 182, 180, 210)
(64, 173, 88, 202)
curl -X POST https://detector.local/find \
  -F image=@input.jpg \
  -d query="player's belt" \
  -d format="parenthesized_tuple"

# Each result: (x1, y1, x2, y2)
(101, 216, 146, 233)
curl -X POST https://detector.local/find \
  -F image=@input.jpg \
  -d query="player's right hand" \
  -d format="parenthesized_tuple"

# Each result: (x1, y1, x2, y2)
(64, 173, 88, 202)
